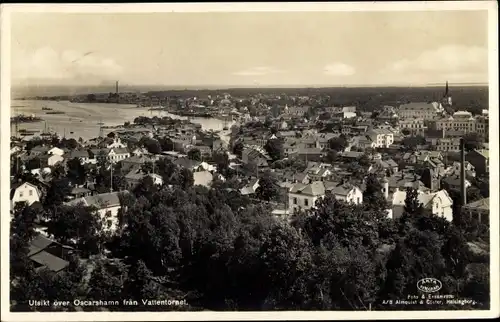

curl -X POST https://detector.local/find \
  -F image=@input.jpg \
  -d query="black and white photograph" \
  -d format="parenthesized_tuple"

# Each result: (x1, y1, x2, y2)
(1, 2, 498, 321)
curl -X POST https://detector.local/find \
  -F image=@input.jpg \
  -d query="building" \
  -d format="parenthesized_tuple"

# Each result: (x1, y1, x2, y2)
(461, 197, 489, 225)
(466, 149, 489, 176)
(30, 146, 50, 157)
(124, 169, 163, 190)
(48, 147, 65, 156)
(324, 181, 363, 205)
(288, 181, 325, 212)
(10, 182, 41, 209)
(435, 138, 461, 152)
(65, 150, 93, 164)
(475, 115, 489, 138)
(193, 171, 213, 187)
(398, 102, 439, 120)
(389, 189, 453, 221)
(40, 153, 64, 167)
(28, 235, 73, 273)
(436, 111, 476, 134)
(399, 118, 426, 135)
(366, 129, 394, 148)
(64, 191, 129, 233)
(240, 178, 260, 196)
(107, 148, 131, 163)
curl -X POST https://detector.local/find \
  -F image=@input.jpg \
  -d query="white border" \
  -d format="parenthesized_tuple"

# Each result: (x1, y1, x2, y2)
(1, 2, 499, 321)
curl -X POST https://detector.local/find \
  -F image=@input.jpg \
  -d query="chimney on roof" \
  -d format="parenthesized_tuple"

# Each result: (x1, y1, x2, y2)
(460, 138, 467, 205)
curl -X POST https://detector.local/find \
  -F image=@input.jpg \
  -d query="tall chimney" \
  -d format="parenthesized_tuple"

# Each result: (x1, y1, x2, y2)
(460, 138, 467, 205)
(115, 81, 119, 95)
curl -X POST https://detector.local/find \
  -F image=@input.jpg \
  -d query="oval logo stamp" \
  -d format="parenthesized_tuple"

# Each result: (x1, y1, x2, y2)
(417, 278, 442, 293)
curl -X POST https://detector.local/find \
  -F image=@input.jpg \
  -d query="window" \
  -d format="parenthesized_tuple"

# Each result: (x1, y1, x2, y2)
(293, 198, 297, 205)
(304, 199, 309, 207)
(357, 197, 361, 204)
(19, 191, 23, 198)
(29, 190, 33, 196)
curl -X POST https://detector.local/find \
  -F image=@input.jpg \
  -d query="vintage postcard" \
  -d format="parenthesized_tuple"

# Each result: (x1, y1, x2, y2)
(1, 2, 498, 321)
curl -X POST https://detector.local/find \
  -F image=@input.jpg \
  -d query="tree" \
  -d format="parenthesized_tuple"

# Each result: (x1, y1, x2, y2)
(107, 132, 116, 139)
(43, 177, 71, 207)
(25, 157, 42, 171)
(328, 136, 347, 152)
(187, 148, 202, 161)
(233, 141, 244, 158)
(158, 137, 174, 151)
(264, 138, 284, 161)
(462, 133, 483, 151)
(212, 151, 230, 173)
(87, 259, 128, 302)
(363, 174, 388, 210)
(402, 135, 426, 151)
(44, 204, 108, 257)
(67, 157, 87, 185)
(255, 172, 280, 202)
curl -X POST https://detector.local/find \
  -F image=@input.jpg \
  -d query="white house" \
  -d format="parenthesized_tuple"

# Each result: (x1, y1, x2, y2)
(41, 154, 64, 166)
(106, 137, 126, 149)
(240, 178, 260, 196)
(389, 189, 453, 221)
(10, 182, 41, 209)
(288, 181, 326, 212)
(48, 147, 65, 156)
(330, 184, 363, 205)
(64, 191, 129, 233)
(193, 171, 213, 187)
(367, 129, 394, 148)
(108, 148, 131, 163)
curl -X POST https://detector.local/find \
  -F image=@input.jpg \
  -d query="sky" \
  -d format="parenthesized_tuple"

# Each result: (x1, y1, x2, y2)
(10, 10, 489, 87)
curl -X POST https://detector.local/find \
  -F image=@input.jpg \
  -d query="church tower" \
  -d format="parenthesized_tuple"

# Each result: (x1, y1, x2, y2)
(443, 81, 452, 106)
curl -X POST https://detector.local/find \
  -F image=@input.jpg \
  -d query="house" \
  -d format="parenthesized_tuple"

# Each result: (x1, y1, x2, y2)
(240, 178, 260, 196)
(291, 148, 324, 162)
(108, 148, 131, 163)
(366, 129, 394, 148)
(120, 155, 156, 173)
(389, 189, 453, 221)
(466, 149, 489, 176)
(106, 137, 126, 149)
(352, 135, 376, 150)
(398, 102, 440, 120)
(48, 147, 65, 156)
(241, 147, 271, 168)
(69, 186, 91, 199)
(193, 171, 213, 187)
(398, 118, 426, 136)
(441, 175, 472, 191)
(30, 145, 50, 156)
(65, 150, 93, 164)
(125, 168, 164, 190)
(324, 181, 363, 205)
(288, 181, 326, 212)
(461, 198, 489, 225)
(306, 165, 332, 181)
(28, 234, 73, 273)
(64, 191, 129, 233)
(39, 153, 64, 167)
(173, 158, 203, 171)
(131, 147, 150, 157)
(10, 182, 41, 210)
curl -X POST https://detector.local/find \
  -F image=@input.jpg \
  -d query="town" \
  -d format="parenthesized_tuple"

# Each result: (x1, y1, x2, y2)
(10, 82, 490, 311)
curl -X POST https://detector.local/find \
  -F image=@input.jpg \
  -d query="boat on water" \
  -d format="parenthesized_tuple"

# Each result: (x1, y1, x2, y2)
(11, 115, 43, 123)
(41, 106, 53, 111)
(45, 111, 65, 115)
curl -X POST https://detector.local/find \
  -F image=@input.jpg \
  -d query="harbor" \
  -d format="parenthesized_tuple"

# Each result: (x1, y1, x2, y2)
(10, 100, 236, 141)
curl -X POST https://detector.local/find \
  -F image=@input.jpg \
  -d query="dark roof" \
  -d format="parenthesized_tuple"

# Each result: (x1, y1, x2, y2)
(28, 235, 56, 256)
(174, 157, 202, 169)
(30, 251, 69, 273)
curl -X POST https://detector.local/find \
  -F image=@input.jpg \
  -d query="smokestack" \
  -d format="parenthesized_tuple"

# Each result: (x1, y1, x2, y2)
(460, 138, 467, 205)
(115, 81, 119, 95)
